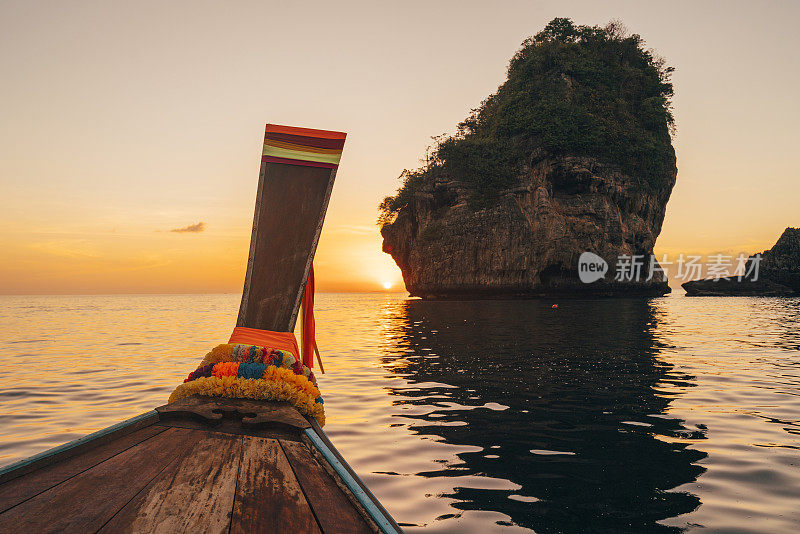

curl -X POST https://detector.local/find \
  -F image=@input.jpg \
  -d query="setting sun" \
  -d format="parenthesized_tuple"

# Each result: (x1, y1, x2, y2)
(383, 281, 393, 290)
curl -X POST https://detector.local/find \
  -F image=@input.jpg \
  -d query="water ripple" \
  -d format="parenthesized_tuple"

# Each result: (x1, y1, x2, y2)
(0, 293, 799, 532)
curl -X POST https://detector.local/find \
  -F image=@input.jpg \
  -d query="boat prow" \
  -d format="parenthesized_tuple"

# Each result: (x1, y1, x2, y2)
(0, 395, 400, 533)
(0, 124, 401, 533)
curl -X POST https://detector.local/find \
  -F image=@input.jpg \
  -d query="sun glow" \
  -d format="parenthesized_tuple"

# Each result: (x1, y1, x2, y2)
(383, 281, 393, 290)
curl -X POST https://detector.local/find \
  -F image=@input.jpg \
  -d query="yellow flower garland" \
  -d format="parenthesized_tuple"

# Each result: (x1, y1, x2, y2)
(169, 343, 325, 426)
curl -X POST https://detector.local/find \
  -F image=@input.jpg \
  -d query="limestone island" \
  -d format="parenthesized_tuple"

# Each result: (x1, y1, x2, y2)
(380, 18, 677, 299)
(682, 228, 800, 296)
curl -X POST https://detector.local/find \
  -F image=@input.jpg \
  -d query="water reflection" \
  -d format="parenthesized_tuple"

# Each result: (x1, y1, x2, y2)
(770, 298, 800, 351)
(3, 294, 797, 531)
(381, 299, 706, 533)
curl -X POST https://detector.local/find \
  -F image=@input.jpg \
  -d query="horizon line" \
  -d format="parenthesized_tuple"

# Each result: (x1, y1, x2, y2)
(0, 290, 410, 297)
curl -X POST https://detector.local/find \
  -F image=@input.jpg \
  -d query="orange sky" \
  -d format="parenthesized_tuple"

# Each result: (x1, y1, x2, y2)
(1, 1, 798, 294)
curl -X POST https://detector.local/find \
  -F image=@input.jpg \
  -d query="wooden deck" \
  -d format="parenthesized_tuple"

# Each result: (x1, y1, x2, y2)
(0, 396, 395, 533)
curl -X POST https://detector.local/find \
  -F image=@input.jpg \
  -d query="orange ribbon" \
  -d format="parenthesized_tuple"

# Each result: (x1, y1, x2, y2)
(228, 327, 300, 358)
(228, 265, 317, 370)
(300, 265, 316, 370)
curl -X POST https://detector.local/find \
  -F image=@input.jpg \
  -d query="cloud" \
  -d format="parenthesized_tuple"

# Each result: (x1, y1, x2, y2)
(170, 222, 206, 233)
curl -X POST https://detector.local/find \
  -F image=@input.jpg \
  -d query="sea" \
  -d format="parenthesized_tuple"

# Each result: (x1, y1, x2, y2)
(1, 292, 798, 533)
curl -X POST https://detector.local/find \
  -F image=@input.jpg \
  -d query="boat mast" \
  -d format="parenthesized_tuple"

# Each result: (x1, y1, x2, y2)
(236, 124, 342, 332)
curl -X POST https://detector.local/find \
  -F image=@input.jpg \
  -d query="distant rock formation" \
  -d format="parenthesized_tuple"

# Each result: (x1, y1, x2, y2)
(682, 228, 800, 296)
(379, 19, 677, 298)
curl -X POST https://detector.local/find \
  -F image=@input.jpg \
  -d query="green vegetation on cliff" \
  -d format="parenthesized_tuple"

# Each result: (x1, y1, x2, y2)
(379, 18, 675, 224)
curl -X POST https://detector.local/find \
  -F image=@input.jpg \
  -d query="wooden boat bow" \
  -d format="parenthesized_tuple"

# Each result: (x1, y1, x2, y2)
(0, 124, 402, 533)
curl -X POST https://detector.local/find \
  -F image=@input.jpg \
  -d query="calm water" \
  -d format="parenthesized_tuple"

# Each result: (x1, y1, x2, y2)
(1, 293, 799, 532)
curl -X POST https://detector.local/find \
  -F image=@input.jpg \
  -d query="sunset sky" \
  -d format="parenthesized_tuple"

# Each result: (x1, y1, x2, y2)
(1, 0, 798, 294)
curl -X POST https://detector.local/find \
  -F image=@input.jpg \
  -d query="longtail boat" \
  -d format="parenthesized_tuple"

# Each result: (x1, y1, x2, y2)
(0, 124, 402, 533)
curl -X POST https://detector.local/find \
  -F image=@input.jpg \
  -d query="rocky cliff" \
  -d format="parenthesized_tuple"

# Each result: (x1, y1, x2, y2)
(760, 227, 800, 292)
(682, 228, 800, 296)
(380, 18, 677, 298)
(382, 153, 675, 298)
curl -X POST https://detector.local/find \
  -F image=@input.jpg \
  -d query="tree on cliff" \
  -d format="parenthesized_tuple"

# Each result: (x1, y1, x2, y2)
(379, 17, 675, 225)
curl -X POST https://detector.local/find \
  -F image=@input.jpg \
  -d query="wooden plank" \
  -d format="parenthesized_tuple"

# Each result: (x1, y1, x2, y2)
(0, 425, 166, 514)
(279, 440, 373, 534)
(305, 418, 402, 533)
(0, 428, 200, 533)
(0, 410, 159, 485)
(156, 418, 301, 442)
(156, 395, 310, 431)
(155, 394, 226, 423)
(230, 436, 321, 534)
(240, 401, 311, 430)
(237, 161, 336, 332)
(99, 431, 241, 533)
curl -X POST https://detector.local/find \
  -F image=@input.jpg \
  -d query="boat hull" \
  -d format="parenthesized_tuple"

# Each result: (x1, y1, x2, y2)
(0, 395, 400, 533)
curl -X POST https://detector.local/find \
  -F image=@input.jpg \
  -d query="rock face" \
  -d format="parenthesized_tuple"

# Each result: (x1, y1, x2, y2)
(380, 18, 678, 299)
(682, 228, 800, 296)
(381, 153, 676, 298)
(679, 278, 795, 297)
(760, 227, 800, 292)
